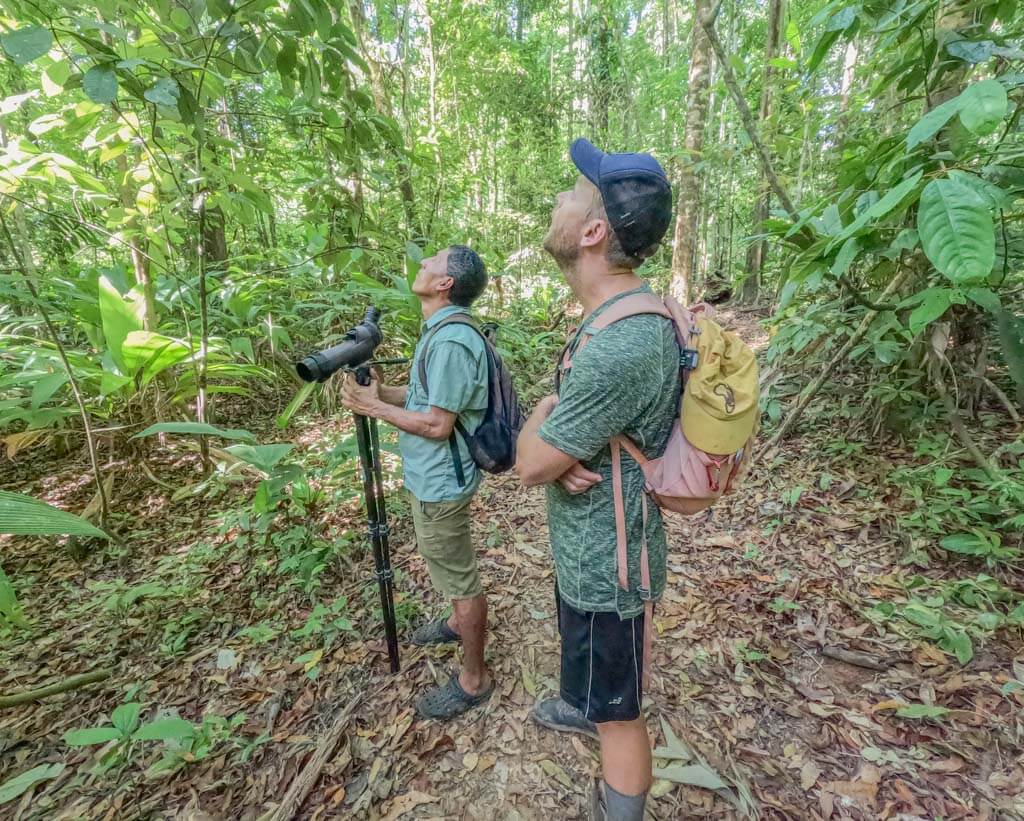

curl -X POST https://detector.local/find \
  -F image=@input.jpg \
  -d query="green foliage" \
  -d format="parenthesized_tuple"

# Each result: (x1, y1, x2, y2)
(895, 703, 949, 721)
(133, 423, 256, 442)
(0, 566, 27, 628)
(63, 700, 240, 775)
(939, 530, 1020, 567)
(918, 180, 995, 283)
(0, 27, 52, 65)
(0, 763, 64, 805)
(0, 490, 107, 538)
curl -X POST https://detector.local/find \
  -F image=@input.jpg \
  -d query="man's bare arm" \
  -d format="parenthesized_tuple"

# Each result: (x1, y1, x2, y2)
(378, 384, 408, 406)
(515, 395, 579, 486)
(341, 374, 454, 440)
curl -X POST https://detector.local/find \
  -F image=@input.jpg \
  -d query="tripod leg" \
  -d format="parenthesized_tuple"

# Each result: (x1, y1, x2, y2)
(353, 413, 400, 673)
(368, 417, 400, 673)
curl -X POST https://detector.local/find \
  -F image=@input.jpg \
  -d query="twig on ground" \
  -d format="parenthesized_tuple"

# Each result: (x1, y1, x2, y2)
(929, 360, 1001, 482)
(978, 376, 1021, 424)
(0, 669, 112, 708)
(267, 689, 366, 821)
(820, 645, 891, 672)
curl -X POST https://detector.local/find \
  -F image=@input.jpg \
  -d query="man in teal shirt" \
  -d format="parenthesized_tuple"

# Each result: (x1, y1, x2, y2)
(341, 245, 493, 719)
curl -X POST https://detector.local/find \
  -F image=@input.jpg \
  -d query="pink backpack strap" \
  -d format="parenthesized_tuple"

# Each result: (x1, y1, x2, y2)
(611, 434, 655, 690)
(588, 292, 672, 331)
(610, 439, 629, 590)
(560, 293, 674, 377)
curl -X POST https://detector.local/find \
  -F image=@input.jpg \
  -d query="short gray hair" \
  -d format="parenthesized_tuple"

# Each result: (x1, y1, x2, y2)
(447, 245, 488, 306)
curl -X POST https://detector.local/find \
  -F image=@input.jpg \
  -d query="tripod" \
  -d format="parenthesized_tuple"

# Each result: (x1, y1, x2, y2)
(351, 364, 402, 673)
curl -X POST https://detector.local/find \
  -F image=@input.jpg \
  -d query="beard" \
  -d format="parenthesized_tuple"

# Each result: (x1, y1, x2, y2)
(542, 222, 579, 272)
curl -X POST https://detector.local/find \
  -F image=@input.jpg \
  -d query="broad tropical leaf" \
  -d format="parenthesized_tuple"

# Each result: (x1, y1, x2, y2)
(63, 726, 122, 746)
(133, 422, 256, 442)
(98, 276, 144, 373)
(83, 65, 118, 104)
(908, 287, 953, 335)
(918, 179, 995, 282)
(0, 26, 52, 65)
(958, 79, 1007, 136)
(995, 308, 1024, 406)
(132, 716, 195, 741)
(0, 565, 27, 627)
(121, 331, 192, 384)
(224, 443, 294, 472)
(0, 763, 64, 805)
(906, 96, 961, 150)
(0, 491, 108, 538)
(143, 77, 179, 106)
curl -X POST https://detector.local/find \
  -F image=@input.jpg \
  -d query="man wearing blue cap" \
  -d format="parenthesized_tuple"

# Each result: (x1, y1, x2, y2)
(515, 139, 679, 819)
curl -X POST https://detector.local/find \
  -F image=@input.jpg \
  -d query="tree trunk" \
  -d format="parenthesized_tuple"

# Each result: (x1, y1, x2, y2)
(668, 0, 713, 304)
(347, 0, 417, 234)
(741, 0, 784, 303)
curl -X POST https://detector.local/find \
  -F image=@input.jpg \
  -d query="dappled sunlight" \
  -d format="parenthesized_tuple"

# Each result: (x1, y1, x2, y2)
(1, 0, 1022, 817)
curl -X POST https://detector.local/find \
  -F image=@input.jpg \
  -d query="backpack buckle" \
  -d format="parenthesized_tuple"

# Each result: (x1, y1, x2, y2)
(681, 348, 699, 370)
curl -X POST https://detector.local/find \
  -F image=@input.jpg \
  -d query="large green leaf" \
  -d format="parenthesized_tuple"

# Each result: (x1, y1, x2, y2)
(276, 381, 317, 429)
(958, 79, 1007, 136)
(918, 179, 995, 282)
(224, 443, 294, 472)
(908, 287, 953, 335)
(83, 65, 118, 104)
(906, 96, 961, 150)
(946, 39, 994, 64)
(111, 703, 141, 735)
(1, 26, 52, 65)
(0, 491, 108, 538)
(132, 716, 194, 741)
(895, 703, 949, 720)
(133, 422, 256, 442)
(30, 372, 67, 409)
(98, 276, 144, 373)
(144, 77, 180, 107)
(0, 763, 64, 805)
(826, 171, 922, 252)
(63, 726, 122, 746)
(121, 331, 191, 384)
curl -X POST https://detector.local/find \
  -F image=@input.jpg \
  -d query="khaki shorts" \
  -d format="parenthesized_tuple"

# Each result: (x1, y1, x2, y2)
(409, 493, 482, 600)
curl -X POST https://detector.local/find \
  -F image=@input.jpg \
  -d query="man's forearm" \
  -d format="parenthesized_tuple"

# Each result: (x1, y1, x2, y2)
(518, 402, 549, 447)
(369, 400, 453, 440)
(379, 384, 408, 406)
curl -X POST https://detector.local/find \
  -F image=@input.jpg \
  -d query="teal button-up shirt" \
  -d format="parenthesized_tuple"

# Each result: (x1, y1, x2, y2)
(398, 306, 488, 503)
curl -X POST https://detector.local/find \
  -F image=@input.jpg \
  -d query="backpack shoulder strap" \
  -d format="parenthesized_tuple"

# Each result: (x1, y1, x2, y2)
(586, 292, 672, 333)
(559, 293, 673, 378)
(417, 313, 487, 395)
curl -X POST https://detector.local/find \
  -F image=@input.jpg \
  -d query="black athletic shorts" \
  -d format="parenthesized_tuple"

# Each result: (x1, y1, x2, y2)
(557, 593, 645, 723)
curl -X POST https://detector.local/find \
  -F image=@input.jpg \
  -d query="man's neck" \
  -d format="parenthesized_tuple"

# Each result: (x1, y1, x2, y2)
(564, 260, 645, 316)
(421, 296, 454, 322)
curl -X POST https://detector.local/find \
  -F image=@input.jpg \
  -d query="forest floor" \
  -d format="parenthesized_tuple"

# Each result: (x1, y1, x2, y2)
(2, 309, 1023, 821)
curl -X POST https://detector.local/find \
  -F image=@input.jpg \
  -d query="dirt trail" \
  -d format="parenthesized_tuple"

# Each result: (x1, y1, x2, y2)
(2, 308, 1022, 819)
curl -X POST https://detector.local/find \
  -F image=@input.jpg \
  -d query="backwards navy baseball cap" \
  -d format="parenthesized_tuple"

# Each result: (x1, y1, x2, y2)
(570, 138, 673, 261)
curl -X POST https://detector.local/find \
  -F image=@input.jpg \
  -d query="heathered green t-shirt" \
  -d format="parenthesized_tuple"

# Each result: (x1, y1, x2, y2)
(539, 286, 681, 618)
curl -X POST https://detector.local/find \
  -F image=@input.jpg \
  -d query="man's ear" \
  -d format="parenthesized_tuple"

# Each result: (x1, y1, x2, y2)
(580, 218, 608, 249)
(435, 274, 455, 296)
